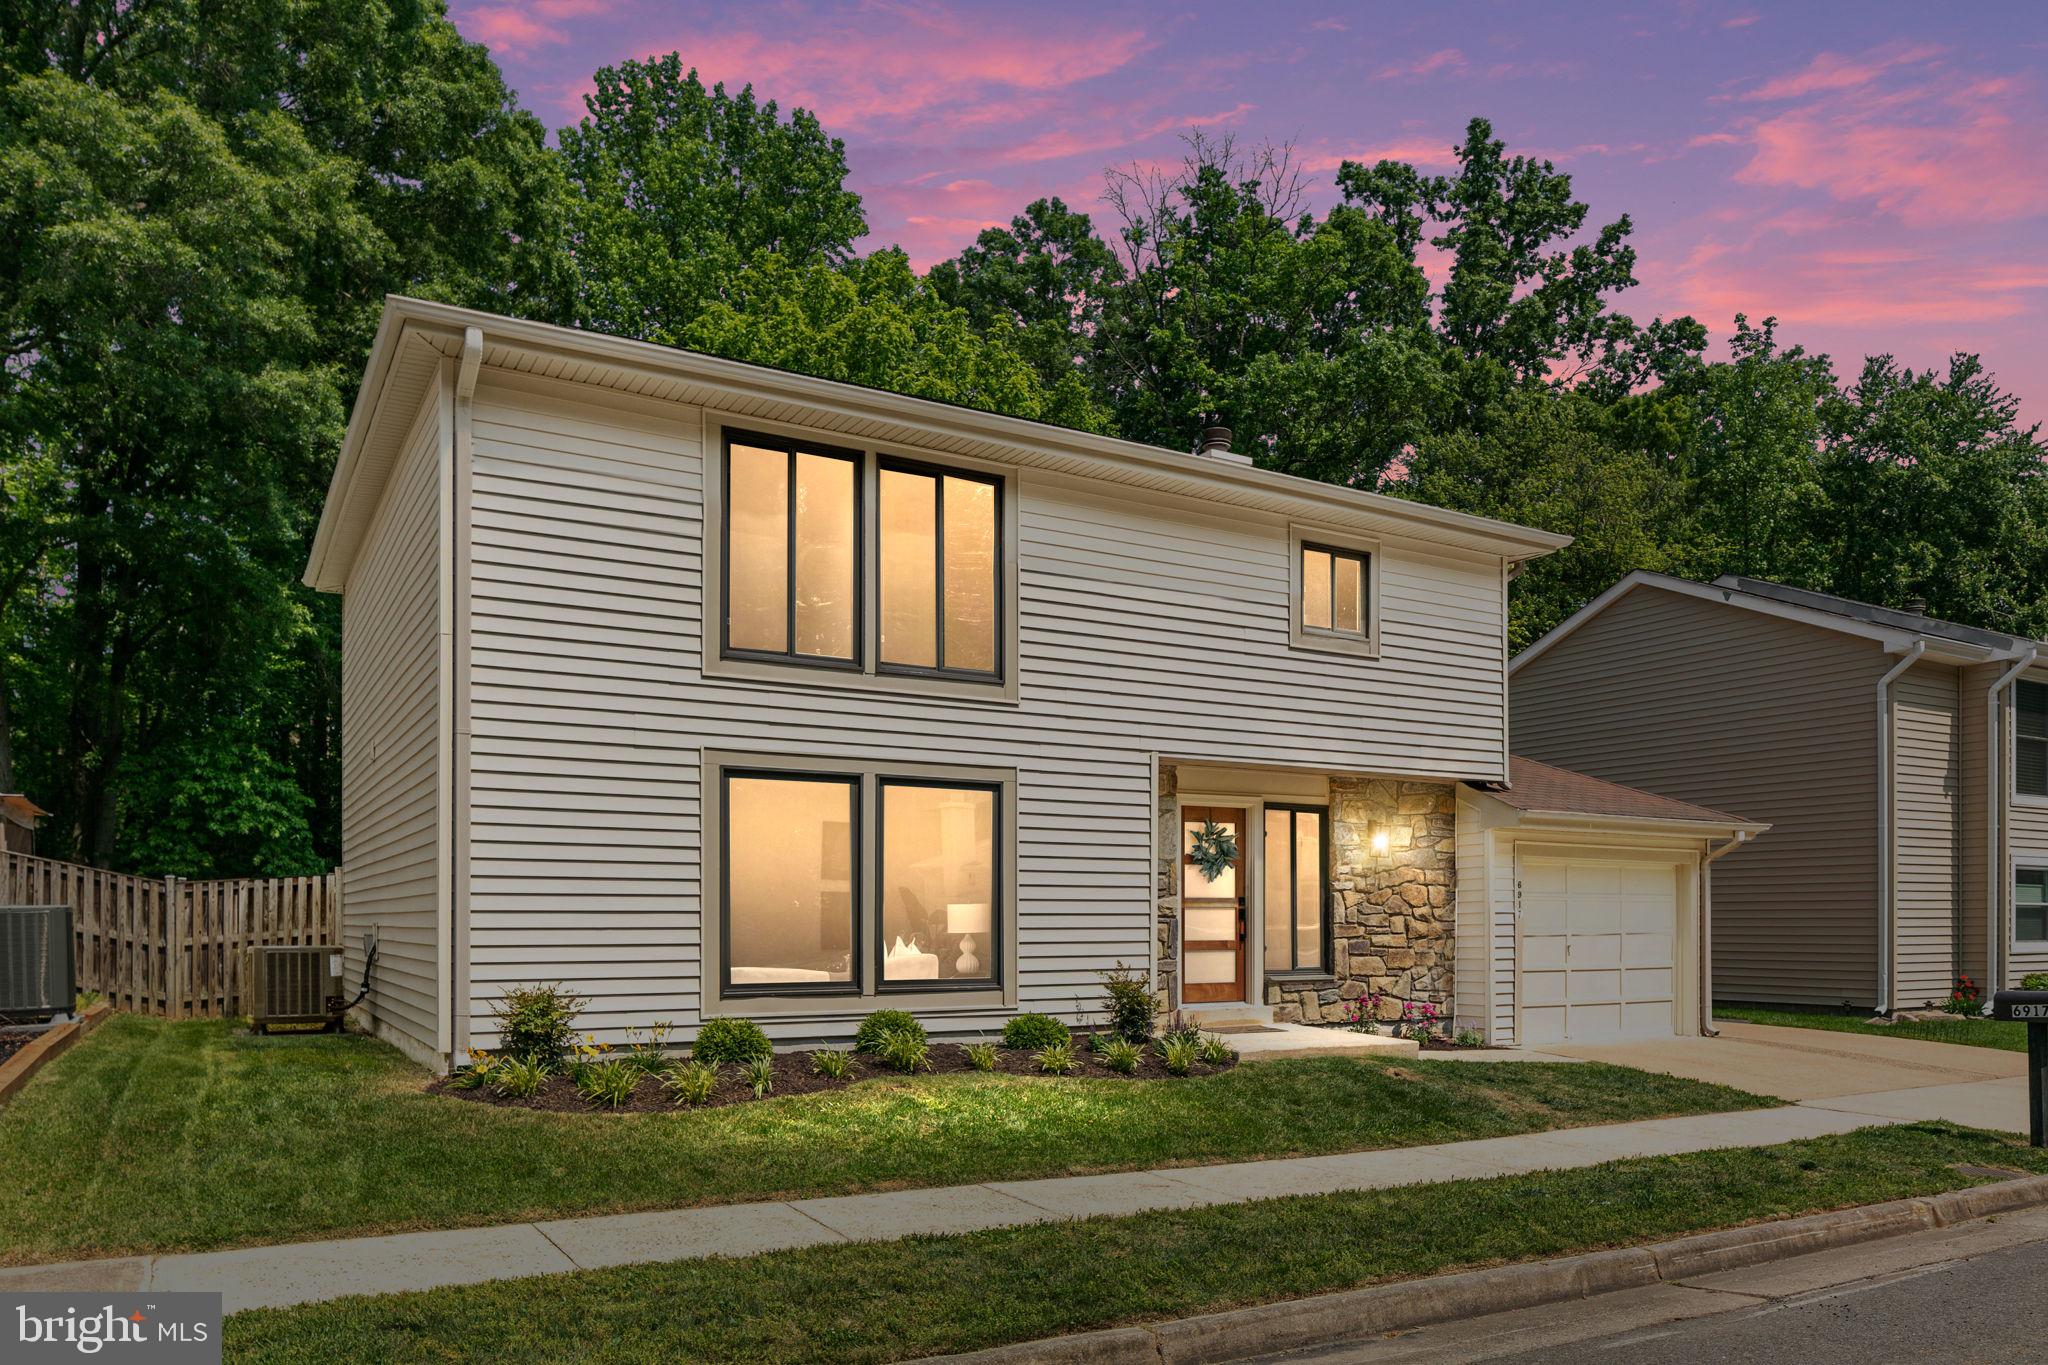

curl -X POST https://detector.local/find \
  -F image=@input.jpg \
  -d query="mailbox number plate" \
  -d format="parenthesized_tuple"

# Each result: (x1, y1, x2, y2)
(2010, 1003, 2048, 1020)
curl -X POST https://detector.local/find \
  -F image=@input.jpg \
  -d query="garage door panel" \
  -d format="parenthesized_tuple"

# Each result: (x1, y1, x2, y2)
(1522, 1005, 1565, 1045)
(1568, 1002, 1623, 1037)
(1570, 898, 1622, 935)
(1567, 864, 1621, 896)
(1522, 862, 1569, 896)
(1522, 894, 1569, 935)
(1622, 900, 1674, 933)
(1523, 970, 1567, 1006)
(1625, 967, 1672, 999)
(1623, 933, 1673, 965)
(1524, 936, 1568, 968)
(1566, 969, 1621, 1002)
(1623, 1001, 1673, 1034)
(1621, 865, 1672, 897)
(1519, 856, 1682, 1043)
(1570, 933, 1621, 967)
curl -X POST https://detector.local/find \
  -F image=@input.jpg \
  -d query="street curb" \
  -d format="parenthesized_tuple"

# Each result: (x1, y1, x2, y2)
(925, 1174, 2048, 1365)
(0, 1002, 110, 1109)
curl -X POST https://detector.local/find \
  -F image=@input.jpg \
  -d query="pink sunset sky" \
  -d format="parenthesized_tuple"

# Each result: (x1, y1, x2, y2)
(452, 0, 2048, 421)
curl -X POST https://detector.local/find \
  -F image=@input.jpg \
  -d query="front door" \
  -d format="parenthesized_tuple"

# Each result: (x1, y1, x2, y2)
(1181, 805, 1247, 1003)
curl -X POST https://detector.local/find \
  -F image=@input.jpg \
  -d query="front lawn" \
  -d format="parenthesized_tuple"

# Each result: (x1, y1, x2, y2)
(1718, 1004, 2031, 1052)
(0, 1014, 1770, 1264)
(224, 1122, 2048, 1364)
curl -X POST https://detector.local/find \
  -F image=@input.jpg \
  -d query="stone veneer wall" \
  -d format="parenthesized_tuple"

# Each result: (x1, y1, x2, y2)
(1153, 762, 1455, 1024)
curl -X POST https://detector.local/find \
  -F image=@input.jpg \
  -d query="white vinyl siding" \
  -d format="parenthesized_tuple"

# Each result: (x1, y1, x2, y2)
(2002, 669, 2048, 984)
(461, 370, 1512, 1046)
(1892, 664, 1961, 1008)
(340, 378, 446, 1063)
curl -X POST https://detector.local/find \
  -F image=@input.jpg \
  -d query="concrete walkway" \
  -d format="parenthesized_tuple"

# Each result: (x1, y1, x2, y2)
(0, 1099, 1947, 1314)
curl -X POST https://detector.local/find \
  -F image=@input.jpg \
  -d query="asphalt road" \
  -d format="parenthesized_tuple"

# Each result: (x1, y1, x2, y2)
(1268, 1203, 2048, 1365)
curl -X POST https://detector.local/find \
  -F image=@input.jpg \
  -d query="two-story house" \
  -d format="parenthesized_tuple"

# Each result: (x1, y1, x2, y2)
(307, 298, 1761, 1067)
(1513, 571, 2048, 1013)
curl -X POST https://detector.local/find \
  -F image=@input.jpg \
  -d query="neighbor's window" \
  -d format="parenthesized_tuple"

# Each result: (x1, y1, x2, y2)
(879, 460, 1001, 677)
(2018, 867, 2048, 945)
(879, 780, 999, 988)
(2018, 682, 2048, 798)
(722, 772, 858, 993)
(1301, 544, 1367, 637)
(724, 436, 860, 666)
(1264, 805, 1329, 974)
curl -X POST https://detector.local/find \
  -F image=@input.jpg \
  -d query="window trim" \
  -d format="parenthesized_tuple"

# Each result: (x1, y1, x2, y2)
(704, 415, 1021, 704)
(717, 767, 864, 1000)
(875, 455, 1005, 684)
(2015, 679, 2048, 800)
(873, 775, 1005, 994)
(1287, 523, 1380, 659)
(2014, 859, 2048, 948)
(700, 749, 1019, 1018)
(1263, 801, 1332, 978)
(718, 428, 866, 673)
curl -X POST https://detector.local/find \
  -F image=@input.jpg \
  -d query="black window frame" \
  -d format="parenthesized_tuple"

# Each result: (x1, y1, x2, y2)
(2017, 681, 2048, 798)
(1299, 541, 1371, 639)
(1264, 802, 1332, 976)
(718, 767, 864, 999)
(2017, 866, 2048, 946)
(873, 775, 1006, 994)
(719, 428, 866, 673)
(876, 454, 1006, 683)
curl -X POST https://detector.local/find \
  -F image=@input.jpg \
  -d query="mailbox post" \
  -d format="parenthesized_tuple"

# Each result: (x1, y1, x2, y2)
(1991, 989, 2048, 1147)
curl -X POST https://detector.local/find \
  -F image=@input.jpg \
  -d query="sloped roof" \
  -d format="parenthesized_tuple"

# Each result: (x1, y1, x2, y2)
(1714, 576, 2031, 653)
(1474, 756, 1759, 828)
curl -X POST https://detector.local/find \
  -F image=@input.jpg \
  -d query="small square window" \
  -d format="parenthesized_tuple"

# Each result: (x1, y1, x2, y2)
(2017, 867, 2048, 944)
(1288, 527, 1378, 658)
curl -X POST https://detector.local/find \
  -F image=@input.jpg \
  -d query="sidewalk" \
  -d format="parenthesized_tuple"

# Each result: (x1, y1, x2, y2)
(0, 1097, 1949, 1314)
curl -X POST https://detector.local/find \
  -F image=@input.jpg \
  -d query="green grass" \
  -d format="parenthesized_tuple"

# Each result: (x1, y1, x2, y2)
(224, 1123, 2048, 1364)
(0, 1015, 1771, 1264)
(1719, 1004, 2031, 1052)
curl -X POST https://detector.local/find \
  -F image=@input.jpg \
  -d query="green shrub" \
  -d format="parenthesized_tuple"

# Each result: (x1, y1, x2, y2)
(2024, 973, 2048, 991)
(491, 1056, 548, 1099)
(1098, 962, 1155, 1042)
(625, 1021, 676, 1072)
(693, 1017, 773, 1066)
(490, 983, 587, 1068)
(743, 1055, 776, 1097)
(1099, 1037, 1142, 1075)
(810, 1049, 856, 1080)
(854, 1010, 925, 1054)
(877, 1028, 932, 1074)
(1160, 1037, 1198, 1075)
(576, 1058, 640, 1108)
(662, 1060, 718, 1107)
(1036, 1040, 1076, 1075)
(1197, 1034, 1235, 1065)
(1002, 1013, 1070, 1050)
(1455, 1028, 1485, 1048)
(964, 1041, 999, 1072)
(1084, 1030, 1115, 1054)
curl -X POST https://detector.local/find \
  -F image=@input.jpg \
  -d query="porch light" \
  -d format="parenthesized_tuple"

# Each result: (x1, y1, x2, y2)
(1369, 824, 1391, 858)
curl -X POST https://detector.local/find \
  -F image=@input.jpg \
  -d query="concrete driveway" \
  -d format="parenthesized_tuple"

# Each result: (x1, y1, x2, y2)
(1552, 1019, 2031, 1132)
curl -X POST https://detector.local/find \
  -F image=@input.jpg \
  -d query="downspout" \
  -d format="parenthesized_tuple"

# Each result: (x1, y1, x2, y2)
(1874, 641, 1926, 1017)
(1699, 831, 1752, 1036)
(1987, 646, 2040, 1003)
(450, 326, 482, 1060)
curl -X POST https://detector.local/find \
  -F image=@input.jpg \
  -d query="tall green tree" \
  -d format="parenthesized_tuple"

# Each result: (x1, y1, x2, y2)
(558, 56, 866, 343)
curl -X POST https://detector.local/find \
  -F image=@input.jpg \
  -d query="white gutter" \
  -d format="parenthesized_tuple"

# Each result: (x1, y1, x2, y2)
(1700, 831, 1755, 1036)
(1987, 647, 2040, 1002)
(1873, 641, 1926, 1016)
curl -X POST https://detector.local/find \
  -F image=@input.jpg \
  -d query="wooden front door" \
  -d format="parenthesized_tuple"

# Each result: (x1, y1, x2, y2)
(1181, 805, 1247, 1003)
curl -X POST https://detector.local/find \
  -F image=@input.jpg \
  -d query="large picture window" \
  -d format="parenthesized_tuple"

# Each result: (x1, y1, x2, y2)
(2018, 867, 2048, 945)
(879, 780, 999, 988)
(2017, 681, 2048, 798)
(722, 772, 858, 994)
(713, 758, 1010, 1004)
(880, 461, 1001, 678)
(723, 436, 860, 667)
(1263, 805, 1329, 974)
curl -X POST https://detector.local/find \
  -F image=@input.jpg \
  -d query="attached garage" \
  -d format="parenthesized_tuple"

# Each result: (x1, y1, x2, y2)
(1456, 758, 1768, 1046)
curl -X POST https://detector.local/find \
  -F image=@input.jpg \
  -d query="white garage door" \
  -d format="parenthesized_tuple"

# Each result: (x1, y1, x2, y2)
(1520, 857, 1680, 1044)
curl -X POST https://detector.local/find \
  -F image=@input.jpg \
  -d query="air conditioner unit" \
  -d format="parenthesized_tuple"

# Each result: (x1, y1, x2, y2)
(0, 905, 74, 1024)
(248, 944, 345, 1033)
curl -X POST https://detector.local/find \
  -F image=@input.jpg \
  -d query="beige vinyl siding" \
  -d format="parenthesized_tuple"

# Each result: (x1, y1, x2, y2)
(464, 370, 1512, 1046)
(340, 378, 446, 1063)
(1892, 663, 1960, 1007)
(1957, 663, 1996, 990)
(1452, 795, 1487, 1034)
(1512, 585, 1886, 1007)
(1451, 795, 1519, 1043)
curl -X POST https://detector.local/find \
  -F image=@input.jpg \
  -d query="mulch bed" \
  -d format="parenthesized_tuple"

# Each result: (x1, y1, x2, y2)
(429, 1034, 1239, 1115)
(0, 1031, 31, 1067)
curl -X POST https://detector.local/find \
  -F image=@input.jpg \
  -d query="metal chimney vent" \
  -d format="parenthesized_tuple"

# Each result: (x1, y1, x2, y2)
(0, 905, 74, 1023)
(1901, 598, 1928, 616)
(1196, 425, 1253, 466)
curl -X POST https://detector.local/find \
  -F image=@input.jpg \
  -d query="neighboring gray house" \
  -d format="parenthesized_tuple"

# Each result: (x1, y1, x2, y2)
(1513, 571, 2048, 1012)
(306, 297, 1759, 1067)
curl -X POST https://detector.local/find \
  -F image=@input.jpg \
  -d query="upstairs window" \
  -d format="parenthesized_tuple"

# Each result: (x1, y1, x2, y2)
(723, 437, 860, 667)
(879, 460, 1001, 678)
(2016, 867, 2048, 945)
(1288, 526, 1379, 658)
(2018, 681, 2048, 797)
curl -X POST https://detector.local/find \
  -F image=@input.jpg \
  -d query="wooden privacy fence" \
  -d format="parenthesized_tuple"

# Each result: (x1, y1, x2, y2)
(2, 851, 340, 1018)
